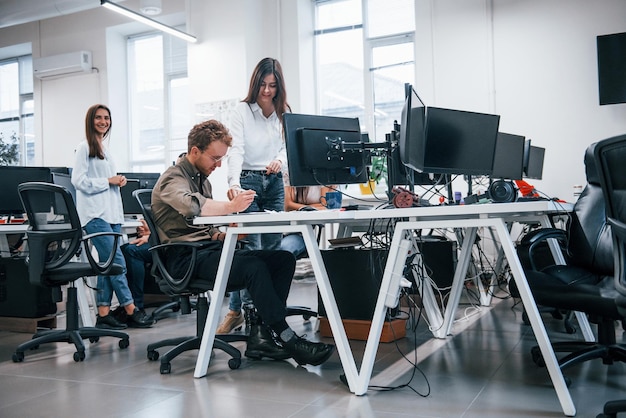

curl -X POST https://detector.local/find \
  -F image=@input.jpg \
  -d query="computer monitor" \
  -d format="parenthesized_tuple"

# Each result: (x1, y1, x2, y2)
(117, 172, 160, 189)
(0, 166, 53, 215)
(524, 145, 545, 180)
(491, 132, 525, 180)
(421, 107, 500, 176)
(120, 180, 144, 216)
(51, 172, 77, 202)
(283, 113, 368, 186)
(398, 83, 427, 173)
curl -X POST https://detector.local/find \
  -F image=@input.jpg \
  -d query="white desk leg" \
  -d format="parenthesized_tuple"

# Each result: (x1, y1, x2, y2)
(302, 226, 361, 394)
(494, 220, 576, 417)
(538, 215, 594, 342)
(194, 232, 238, 378)
(356, 236, 411, 394)
(441, 227, 478, 338)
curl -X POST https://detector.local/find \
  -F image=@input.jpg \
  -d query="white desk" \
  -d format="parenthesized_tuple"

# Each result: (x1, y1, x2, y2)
(192, 201, 577, 417)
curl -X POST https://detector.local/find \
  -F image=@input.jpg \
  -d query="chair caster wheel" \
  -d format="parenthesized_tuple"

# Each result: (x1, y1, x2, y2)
(160, 362, 171, 374)
(531, 347, 545, 367)
(147, 350, 160, 361)
(119, 339, 130, 349)
(228, 358, 241, 370)
(89, 336, 100, 343)
(12, 352, 24, 362)
(74, 351, 86, 362)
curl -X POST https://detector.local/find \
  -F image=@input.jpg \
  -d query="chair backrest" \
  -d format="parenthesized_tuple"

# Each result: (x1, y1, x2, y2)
(132, 188, 181, 294)
(592, 134, 626, 299)
(566, 145, 613, 275)
(18, 182, 83, 286)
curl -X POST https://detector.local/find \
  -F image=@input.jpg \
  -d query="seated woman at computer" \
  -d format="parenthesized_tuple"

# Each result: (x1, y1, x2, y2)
(281, 175, 335, 259)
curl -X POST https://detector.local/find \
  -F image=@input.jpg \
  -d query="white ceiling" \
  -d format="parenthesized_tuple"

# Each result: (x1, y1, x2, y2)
(0, 0, 104, 29)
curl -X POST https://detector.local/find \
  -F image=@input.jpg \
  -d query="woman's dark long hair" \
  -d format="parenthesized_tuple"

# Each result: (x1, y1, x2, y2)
(243, 57, 291, 123)
(84, 104, 111, 159)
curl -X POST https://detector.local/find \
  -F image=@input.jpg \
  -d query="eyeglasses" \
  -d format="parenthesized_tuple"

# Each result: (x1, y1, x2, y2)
(207, 154, 226, 163)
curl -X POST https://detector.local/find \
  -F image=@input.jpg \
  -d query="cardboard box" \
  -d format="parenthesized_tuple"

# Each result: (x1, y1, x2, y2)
(319, 317, 406, 342)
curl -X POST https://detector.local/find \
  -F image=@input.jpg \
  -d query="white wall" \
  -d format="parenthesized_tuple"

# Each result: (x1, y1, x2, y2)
(1, 0, 625, 201)
(416, 0, 626, 200)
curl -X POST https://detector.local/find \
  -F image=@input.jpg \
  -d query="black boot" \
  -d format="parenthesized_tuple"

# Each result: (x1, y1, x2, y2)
(245, 324, 292, 360)
(244, 306, 290, 360)
(281, 335, 335, 366)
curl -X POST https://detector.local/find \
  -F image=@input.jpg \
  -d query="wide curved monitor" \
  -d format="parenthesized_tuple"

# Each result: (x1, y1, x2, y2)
(283, 113, 368, 186)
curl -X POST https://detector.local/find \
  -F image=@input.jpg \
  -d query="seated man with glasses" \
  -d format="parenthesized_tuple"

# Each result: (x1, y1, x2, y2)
(150, 119, 335, 366)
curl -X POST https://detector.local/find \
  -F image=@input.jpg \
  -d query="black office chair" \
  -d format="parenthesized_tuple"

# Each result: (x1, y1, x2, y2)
(592, 135, 626, 418)
(12, 182, 129, 363)
(133, 189, 245, 374)
(518, 141, 626, 375)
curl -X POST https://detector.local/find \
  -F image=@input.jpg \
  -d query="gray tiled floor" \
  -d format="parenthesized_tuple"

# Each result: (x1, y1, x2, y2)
(0, 281, 624, 417)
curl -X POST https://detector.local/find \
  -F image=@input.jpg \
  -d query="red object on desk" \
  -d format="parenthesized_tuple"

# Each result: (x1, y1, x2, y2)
(515, 179, 541, 198)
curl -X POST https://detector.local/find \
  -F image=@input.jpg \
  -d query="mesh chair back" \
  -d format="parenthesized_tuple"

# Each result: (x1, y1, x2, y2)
(18, 182, 83, 285)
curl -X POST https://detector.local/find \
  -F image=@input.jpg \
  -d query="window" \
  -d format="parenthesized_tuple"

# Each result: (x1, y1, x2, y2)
(315, 0, 415, 141)
(0, 55, 34, 165)
(127, 31, 190, 172)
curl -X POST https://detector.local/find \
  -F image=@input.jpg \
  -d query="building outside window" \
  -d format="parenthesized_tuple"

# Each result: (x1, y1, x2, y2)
(315, 0, 415, 141)
(0, 55, 34, 165)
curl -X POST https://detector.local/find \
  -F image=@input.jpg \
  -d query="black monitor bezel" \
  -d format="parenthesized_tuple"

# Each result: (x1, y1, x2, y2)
(524, 145, 545, 180)
(0, 166, 54, 216)
(420, 106, 500, 176)
(491, 132, 526, 180)
(283, 113, 368, 187)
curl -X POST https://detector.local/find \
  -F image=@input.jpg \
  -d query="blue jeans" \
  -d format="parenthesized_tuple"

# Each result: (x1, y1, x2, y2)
(84, 218, 134, 308)
(240, 170, 284, 250)
(281, 233, 306, 259)
(229, 170, 285, 312)
(121, 242, 151, 309)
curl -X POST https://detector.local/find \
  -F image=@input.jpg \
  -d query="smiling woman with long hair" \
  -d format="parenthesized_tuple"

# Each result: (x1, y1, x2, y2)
(71, 104, 153, 330)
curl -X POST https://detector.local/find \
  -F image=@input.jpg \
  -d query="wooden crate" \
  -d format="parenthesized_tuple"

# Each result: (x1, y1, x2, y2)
(0, 315, 57, 333)
(318, 317, 406, 342)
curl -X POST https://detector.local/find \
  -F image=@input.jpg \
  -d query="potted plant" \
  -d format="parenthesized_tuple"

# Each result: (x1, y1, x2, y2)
(359, 155, 387, 194)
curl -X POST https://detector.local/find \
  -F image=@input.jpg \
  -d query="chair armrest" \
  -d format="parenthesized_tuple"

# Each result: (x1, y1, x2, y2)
(81, 231, 124, 275)
(521, 228, 567, 246)
(520, 228, 568, 271)
(148, 240, 222, 293)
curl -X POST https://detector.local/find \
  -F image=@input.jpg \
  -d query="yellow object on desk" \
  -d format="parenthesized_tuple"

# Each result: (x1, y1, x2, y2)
(358, 179, 376, 195)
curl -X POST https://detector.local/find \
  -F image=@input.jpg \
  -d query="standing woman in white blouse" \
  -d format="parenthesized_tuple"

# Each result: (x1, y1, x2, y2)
(218, 58, 292, 334)
(71, 104, 153, 330)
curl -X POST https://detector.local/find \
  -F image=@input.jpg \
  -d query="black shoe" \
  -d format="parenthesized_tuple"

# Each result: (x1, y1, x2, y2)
(282, 335, 334, 366)
(96, 314, 128, 330)
(110, 306, 128, 324)
(245, 325, 291, 360)
(127, 308, 154, 328)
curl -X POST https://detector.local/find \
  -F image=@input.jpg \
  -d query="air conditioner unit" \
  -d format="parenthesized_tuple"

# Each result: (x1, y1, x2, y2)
(33, 50, 92, 79)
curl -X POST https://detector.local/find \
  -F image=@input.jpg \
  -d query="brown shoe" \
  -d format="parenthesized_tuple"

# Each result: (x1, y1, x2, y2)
(216, 310, 244, 334)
